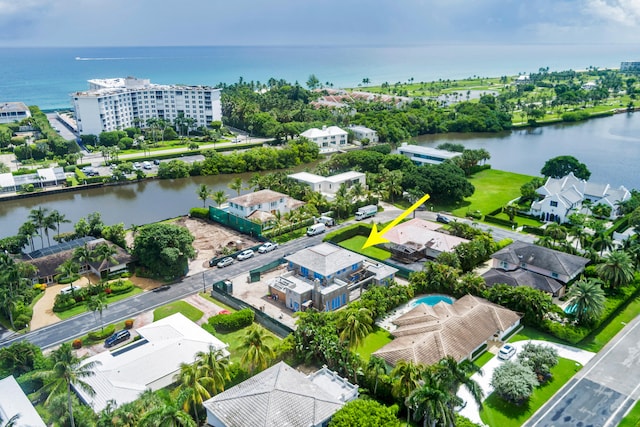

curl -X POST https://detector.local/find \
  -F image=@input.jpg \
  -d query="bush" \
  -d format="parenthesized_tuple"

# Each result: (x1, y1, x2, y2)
(189, 207, 209, 219)
(108, 279, 134, 295)
(72, 339, 82, 349)
(124, 319, 134, 329)
(87, 325, 116, 341)
(208, 308, 254, 332)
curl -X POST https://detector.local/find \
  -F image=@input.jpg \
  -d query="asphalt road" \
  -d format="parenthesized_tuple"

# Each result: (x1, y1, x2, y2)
(524, 314, 640, 427)
(0, 232, 327, 350)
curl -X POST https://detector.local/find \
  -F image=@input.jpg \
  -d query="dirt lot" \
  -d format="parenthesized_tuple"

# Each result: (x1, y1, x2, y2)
(173, 216, 261, 274)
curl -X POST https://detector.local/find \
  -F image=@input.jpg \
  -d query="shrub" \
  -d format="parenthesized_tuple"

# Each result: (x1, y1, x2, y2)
(189, 207, 209, 219)
(13, 314, 31, 330)
(108, 279, 134, 295)
(72, 339, 82, 349)
(124, 319, 134, 329)
(87, 325, 115, 341)
(208, 308, 254, 332)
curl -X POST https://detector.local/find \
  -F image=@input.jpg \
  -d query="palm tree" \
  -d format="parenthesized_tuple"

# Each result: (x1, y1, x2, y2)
(597, 250, 636, 290)
(409, 372, 460, 427)
(138, 389, 196, 427)
(73, 244, 96, 286)
(212, 190, 228, 208)
(367, 356, 387, 395)
(42, 213, 57, 247)
(175, 362, 211, 421)
(194, 345, 230, 395)
(435, 356, 484, 409)
(338, 307, 373, 349)
(240, 325, 275, 374)
(93, 243, 118, 277)
(56, 259, 79, 287)
(544, 223, 567, 246)
(33, 343, 101, 427)
(86, 293, 108, 332)
(49, 210, 71, 239)
(0, 413, 20, 427)
(196, 184, 211, 208)
(18, 220, 38, 252)
(391, 360, 423, 424)
(28, 206, 49, 248)
(566, 277, 606, 325)
(228, 177, 244, 197)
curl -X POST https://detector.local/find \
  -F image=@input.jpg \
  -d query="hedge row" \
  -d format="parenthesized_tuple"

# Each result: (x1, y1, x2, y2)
(208, 308, 254, 332)
(189, 207, 209, 219)
(482, 214, 517, 228)
(324, 223, 372, 244)
(522, 225, 545, 236)
(87, 325, 116, 341)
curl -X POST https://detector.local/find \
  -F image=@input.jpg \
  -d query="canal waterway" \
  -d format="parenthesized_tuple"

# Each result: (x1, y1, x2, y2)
(0, 113, 638, 240)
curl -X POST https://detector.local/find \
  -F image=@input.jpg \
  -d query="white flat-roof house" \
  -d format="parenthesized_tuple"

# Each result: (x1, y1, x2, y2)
(204, 361, 358, 427)
(397, 143, 461, 166)
(72, 77, 222, 135)
(0, 102, 31, 124)
(227, 189, 304, 220)
(0, 376, 46, 427)
(74, 313, 229, 412)
(288, 171, 366, 198)
(348, 125, 379, 143)
(301, 126, 348, 149)
(0, 167, 66, 193)
(530, 172, 631, 223)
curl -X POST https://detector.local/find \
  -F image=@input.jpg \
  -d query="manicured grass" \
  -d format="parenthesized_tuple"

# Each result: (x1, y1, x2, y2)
(153, 300, 203, 323)
(473, 351, 495, 369)
(56, 287, 144, 320)
(510, 326, 571, 345)
(338, 235, 391, 260)
(209, 324, 280, 365)
(576, 292, 640, 352)
(480, 358, 583, 427)
(198, 292, 237, 313)
(619, 399, 640, 427)
(449, 169, 535, 218)
(354, 327, 394, 361)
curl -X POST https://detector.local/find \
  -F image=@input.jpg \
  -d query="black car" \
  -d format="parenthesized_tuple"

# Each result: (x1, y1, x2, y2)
(436, 214, 451, 224)
(105, 330, 131, 348)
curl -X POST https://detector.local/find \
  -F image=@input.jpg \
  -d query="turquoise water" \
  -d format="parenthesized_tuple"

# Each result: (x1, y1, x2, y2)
(565, 304, 578, 314)
(1, 43, 638, 110)
(412, 295, 454, 306)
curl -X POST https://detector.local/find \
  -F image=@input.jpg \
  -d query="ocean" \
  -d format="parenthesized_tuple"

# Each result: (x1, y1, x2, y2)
(1, 43, 639, 111)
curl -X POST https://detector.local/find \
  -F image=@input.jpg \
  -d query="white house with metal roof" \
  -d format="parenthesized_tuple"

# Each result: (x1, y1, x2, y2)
(0, 375, 46, 427)
(530, 172, 631, 223)
(74, 313, 228, 412)
(287, 171, 366, 199)
(0, 102, 31, 124)
(347, 125, 379, 143)
(397, 143, 461, 166)
(204, 361, 358, 427)
(0, 167, 66, 193)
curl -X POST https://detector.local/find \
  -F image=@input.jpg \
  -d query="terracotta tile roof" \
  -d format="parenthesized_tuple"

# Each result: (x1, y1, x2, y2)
(373, 295, 521, 367)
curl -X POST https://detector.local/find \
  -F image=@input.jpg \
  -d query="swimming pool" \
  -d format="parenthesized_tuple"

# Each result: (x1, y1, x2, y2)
(412, 295, 454, 306)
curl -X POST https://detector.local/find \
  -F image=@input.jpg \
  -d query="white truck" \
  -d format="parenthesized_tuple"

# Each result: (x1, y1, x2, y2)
(355, 204, 377, 221)
(306, 223, 326, 236)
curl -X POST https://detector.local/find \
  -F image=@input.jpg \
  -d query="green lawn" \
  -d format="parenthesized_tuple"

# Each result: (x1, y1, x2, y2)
(619, 399, 640, 427)
(354, 327, 394, 361)
(473, 351, 495, 369)
(480, 358, 583, 427)
(56, 287, 144, 320)
(449, 169, 536, 218)
(198, 292, 237, 313)
(338, 235, 391, 260)
(153, 300, 204, 323)
(209, 324, 280, 365)
(510, 326, 571, 345)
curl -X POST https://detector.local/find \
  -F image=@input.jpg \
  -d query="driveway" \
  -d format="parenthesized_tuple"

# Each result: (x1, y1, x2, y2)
(457, 340, 596, 426)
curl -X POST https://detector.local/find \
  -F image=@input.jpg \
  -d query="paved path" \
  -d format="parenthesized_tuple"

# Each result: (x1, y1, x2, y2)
(523, 315, 640, 427)
(458, 340, 596, 426)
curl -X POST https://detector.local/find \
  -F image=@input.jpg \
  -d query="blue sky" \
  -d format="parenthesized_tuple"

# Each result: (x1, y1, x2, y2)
(0, 0, 639, 47)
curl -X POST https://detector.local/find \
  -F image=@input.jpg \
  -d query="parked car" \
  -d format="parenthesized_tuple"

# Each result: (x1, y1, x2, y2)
(258, 242, 278, 253)
(436, 214, 451, 224)
(133, 162, 141, 170)
(105, 330, 131, 348)
(236, 249, 254, 261)
(216, 257, 234, 268)
(153, 159, 161, 165)
(143, 161, 152, 170)
(498, 344, 516, 360)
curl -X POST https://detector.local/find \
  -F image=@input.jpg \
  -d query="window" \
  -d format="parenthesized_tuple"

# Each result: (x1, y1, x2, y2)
(550, 201, 558, 207)
(552, 272, 559, 278)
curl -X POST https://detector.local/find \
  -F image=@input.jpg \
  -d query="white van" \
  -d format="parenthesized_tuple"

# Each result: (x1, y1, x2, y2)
(307, 223, 326, 236)
(60, 285, 79, 295)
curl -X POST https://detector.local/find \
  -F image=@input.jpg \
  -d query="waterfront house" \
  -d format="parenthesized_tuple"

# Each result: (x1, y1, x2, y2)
(373, 295, 521, 367)
(203, 361, 358, 427)
(482, 267, 565, 297)
(227, 189, 304, 221)
(530, 172, 630, 222)
(397, 143, 461, 166)
(347, 124, 379, 143)
(300, 125, 348, 150)
(0, 102, 31, 124)
(287, 170, 366, 199)
(0, 167, 66, 193)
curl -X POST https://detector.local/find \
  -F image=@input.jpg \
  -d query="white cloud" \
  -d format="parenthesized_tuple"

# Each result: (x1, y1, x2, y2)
(585, 0, 640, 26)
(0, 0, 50, 16)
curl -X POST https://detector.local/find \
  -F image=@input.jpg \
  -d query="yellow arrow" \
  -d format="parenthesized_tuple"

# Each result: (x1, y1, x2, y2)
(362, 193, 430, 249)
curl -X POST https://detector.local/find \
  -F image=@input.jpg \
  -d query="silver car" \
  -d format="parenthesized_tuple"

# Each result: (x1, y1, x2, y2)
(236, 249, 254, 261)
(216, 257, 234, 268)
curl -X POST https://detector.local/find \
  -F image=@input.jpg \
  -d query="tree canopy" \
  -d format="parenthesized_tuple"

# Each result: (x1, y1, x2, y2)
(132, 223, 196, 279)
(540, 155, 591, 180)
(329, 399, 401, 427)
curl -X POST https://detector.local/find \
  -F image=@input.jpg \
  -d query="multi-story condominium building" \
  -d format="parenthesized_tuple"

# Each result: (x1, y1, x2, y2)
(71, 77, 222, 135)
(620, 61, 640, 73)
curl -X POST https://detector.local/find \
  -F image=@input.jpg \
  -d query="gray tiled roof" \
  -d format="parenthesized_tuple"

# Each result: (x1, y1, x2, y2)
(491, 241, 589, 280)
(203, 362, 351, 427)
(285, 243, 365, 277)
(482, 268, 564, 294)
